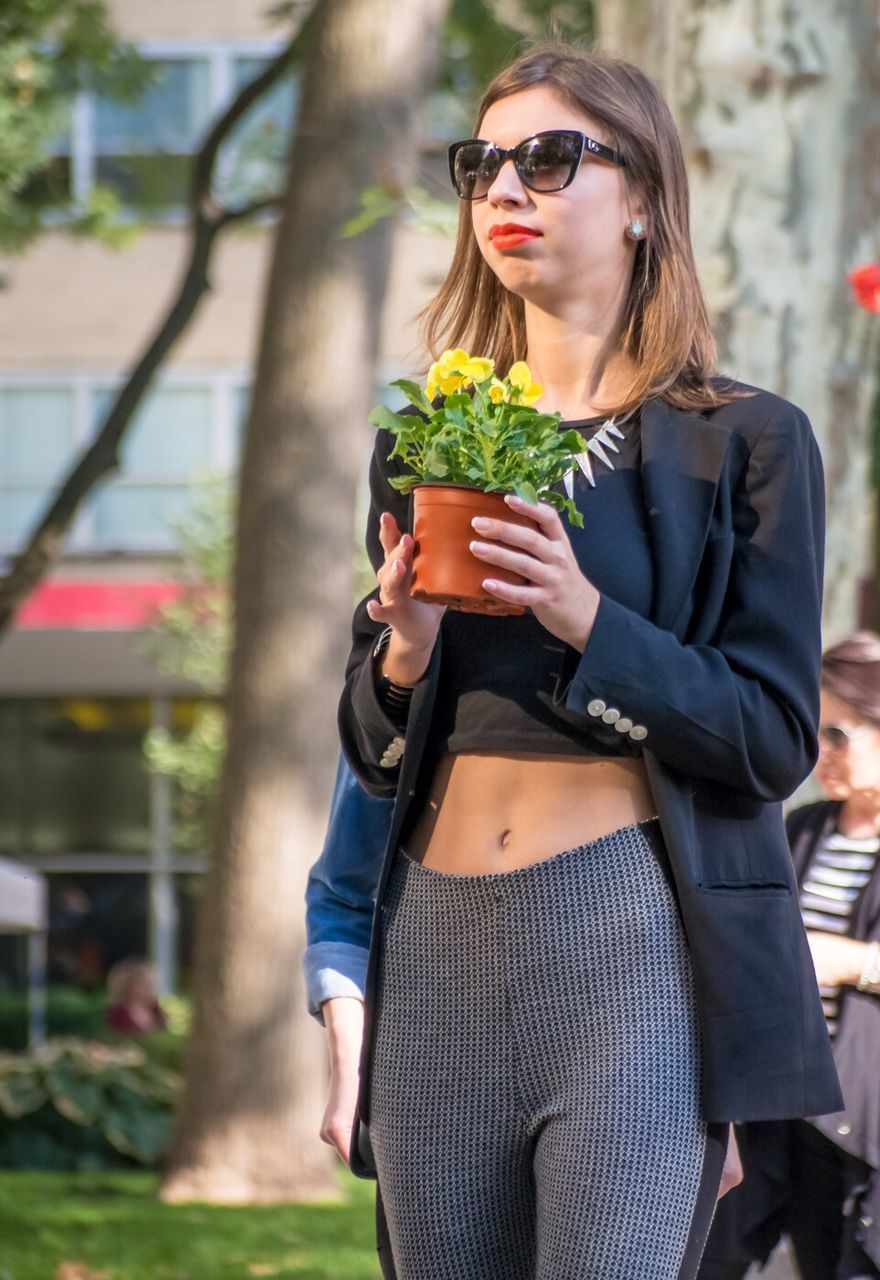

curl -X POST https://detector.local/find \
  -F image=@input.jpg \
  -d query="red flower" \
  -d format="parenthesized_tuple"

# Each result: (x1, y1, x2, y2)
(848, 263, 880, 313)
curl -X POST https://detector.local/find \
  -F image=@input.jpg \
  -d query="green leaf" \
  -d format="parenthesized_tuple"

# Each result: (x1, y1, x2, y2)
(368, 405, 416, 435)
(340, 184, 403, 239)
(46, 1066, 103, 1127)
(514, 481, 539, 505)
(0, 1071, 46, 1120)
(103, 1101, 172, 1164)
(391, 379, 434, 416)
(442, 393, 473, 413)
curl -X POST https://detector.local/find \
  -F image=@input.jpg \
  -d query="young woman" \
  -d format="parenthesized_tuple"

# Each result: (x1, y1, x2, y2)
(700, 633, 880, 1280)
(325, 40, 842, 1280)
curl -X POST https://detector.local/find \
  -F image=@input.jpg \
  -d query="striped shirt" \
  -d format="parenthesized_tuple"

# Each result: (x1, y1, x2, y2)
(799, 830, 879, 1036)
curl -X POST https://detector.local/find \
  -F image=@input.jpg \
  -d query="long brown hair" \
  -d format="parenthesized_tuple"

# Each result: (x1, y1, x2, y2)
(421, 42, 743, 418)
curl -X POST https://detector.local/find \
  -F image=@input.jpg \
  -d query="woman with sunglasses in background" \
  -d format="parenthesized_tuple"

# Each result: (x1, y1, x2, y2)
(700, 633, 880, 1280)
(319, 40, 842, 1280)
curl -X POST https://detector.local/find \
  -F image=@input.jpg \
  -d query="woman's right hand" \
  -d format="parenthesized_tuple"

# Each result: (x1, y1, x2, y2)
(320, 1062, 361, 1168)
(366, 512, 445, 681)
(319, 996, 365, 1167)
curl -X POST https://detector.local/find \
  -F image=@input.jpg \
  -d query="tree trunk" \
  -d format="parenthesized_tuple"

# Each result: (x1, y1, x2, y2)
(596, 0, 880, 637)
(161, 0, 450, 1203)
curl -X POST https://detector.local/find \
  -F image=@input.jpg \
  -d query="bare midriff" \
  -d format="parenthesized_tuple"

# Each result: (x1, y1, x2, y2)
(404, 751, 657, 875)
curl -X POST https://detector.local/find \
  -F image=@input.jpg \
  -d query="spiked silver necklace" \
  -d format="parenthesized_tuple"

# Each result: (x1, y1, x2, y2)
(563, 418, 626, 498)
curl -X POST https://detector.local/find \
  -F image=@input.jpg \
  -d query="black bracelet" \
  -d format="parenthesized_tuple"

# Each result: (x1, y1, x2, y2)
(372, 628, 414, 729)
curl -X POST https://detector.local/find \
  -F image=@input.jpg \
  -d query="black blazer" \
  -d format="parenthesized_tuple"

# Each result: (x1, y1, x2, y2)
(339, 382, 843, 1178)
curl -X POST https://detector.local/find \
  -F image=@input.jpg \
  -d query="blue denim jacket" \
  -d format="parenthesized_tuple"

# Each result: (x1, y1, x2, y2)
(302, 751, 393, 1022)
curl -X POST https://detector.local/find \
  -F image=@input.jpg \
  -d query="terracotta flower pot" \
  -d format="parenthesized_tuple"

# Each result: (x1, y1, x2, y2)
(410, 484, 537, 617)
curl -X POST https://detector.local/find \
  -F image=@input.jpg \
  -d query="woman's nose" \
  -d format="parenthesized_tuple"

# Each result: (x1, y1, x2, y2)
(487, 158, 529, 206)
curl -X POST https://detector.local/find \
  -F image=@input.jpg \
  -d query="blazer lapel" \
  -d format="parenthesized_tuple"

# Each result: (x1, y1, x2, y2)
(640, 398, 732, 634)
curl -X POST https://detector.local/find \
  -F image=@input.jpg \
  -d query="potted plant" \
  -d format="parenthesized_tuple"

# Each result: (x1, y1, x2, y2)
(369, 349, 589, 616)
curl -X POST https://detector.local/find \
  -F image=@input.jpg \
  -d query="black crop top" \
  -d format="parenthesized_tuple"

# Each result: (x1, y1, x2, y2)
(432, 412, 653, 759)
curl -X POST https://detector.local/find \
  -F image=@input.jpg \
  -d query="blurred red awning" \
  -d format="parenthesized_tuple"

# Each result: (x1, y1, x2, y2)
(15, 580, 182, 630)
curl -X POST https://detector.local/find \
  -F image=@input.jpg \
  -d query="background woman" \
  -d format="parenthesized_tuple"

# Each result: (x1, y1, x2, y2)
(700, 632, 880, 1280)
(105, 957, 167, 1035)
(320, 40, 840, 1280)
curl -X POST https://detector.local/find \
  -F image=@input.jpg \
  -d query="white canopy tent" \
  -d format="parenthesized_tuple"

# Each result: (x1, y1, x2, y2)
(0, 858, 47, 1048)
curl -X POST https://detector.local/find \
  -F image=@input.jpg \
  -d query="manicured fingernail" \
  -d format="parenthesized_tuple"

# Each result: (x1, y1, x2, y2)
(483, 579, 498, 591)
(470, 540, 485, 554)
(471, 516, 490, 531)
(505, 494, 523, 505)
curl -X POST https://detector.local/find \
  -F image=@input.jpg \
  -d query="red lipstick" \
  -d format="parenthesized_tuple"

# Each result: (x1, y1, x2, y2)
(489, 222, 542, 251)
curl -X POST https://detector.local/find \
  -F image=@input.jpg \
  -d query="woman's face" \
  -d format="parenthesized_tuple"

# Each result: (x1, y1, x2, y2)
(469, 85, 639, 310)
(815, 688, 880, 799)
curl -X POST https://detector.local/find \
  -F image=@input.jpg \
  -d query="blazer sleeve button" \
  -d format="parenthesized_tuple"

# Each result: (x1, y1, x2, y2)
(587, 699, 606, 717)
(629, 724, 648, 741)
(614, 718, 633, 733)
(379, 735, 406, 767)
(602, 707, 620, 724)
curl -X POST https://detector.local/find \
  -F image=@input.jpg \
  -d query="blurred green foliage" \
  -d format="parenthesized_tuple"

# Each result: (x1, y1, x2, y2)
(0, 988, 189, 1058)
(0, 0, 154, 249)
(0, 987, 107, 1052)
(442, 0, 594, 104)
(0, 1038, 179, 1169)
(140, 478, 233, 853)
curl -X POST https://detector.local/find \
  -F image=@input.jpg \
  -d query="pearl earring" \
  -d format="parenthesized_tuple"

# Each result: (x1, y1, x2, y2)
(625, 218, 646, 241)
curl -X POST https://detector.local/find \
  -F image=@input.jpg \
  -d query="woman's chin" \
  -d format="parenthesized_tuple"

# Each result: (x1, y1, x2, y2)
(816, 773, 849, 799)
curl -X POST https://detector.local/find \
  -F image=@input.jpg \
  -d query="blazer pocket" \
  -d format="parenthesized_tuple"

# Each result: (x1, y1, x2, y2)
(697, 879, 791, 896)
(690, 883, 797, 1014)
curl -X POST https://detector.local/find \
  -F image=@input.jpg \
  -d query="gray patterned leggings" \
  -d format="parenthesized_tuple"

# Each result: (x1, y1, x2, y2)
(369, 820, 726, 1280)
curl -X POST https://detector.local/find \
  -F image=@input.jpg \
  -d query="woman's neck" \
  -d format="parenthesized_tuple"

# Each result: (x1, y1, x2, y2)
(522, 294, 634, 421)
(839, 792, 880, 839)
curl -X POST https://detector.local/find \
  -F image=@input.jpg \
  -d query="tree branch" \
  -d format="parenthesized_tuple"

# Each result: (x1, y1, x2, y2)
(0, 1, 320, 634)
(217, 194, 285, 228)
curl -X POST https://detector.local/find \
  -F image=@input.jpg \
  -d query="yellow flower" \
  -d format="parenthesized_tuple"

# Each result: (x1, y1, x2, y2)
(425, 348, 473, 399)
(437, 348, 472, 376)
(488, 380, 507, 404)
(520, 381, 543, 406)
(458, 356, 494, 383)
(426, 349, 495, 399)
(426, 361, 443, 399)
(426, 363, 462, 399)
(507, 360, 533, 390)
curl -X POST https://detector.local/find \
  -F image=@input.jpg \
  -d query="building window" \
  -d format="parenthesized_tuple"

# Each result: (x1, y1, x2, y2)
(93, 58, 213, 211)
(215, 57, 296, 207)
(0, 372, 247, 555)
(55, 42, 296, 218)
(0, 387, 78, 547)
(91, 386, 215, 550)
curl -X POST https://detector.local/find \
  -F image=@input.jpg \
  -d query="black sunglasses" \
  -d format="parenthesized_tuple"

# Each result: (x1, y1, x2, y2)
(818, 723, 874, 750)
(448, 129, 627, 202)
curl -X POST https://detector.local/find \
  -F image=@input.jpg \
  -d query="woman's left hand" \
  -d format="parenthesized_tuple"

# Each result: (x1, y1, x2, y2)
(807, 931, 870, 987)
(469, 494, 600, 651)
(718, 1125, 744, 1199)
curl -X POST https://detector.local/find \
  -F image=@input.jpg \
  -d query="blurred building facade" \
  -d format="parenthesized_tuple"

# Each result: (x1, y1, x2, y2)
(0, 0, 455, 1003)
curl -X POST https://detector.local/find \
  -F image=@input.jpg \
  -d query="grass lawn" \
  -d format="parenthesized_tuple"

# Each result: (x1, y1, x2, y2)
(0, 1170, 382, 1280)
